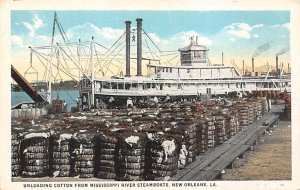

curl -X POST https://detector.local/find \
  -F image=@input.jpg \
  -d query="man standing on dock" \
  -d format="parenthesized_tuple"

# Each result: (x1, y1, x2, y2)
(76, 96, 82, 111)
(63, 100, 67, 112)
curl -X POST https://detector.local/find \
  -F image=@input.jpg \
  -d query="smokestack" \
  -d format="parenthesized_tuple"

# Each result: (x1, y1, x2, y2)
(242, 60, 244, 75)
(125, 21, 131, 77)
(276, 55, 279, 76)
(288, 63, 290, 73)
(252, 57, 254, 72)
(136, 18, 143, 76)
(222, 52, 224, 66)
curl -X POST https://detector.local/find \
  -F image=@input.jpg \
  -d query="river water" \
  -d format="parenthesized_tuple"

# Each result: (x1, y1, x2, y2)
(11, 90, 79, 111)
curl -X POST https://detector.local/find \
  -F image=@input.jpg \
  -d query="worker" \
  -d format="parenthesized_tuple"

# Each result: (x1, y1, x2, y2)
(165, 95, 170, 103)
(127, 98, 133, 108)
(63, 100, 67, 112)
(268, 98, 272, 111)
(76, 96, 82, 111)
(95, 98, 100, 109)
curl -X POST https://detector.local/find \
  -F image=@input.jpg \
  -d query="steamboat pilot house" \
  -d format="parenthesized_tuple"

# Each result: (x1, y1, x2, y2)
(150, 38, 241, 80)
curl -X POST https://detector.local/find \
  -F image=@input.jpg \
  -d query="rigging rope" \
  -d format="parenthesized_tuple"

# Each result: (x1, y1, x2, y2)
(56, 44, 93, 82)
(104, 44, 126, 75)
(144, 39, 155, 59)
(98, 37, 126, 73)
(32, 49, 78, 82)
(34, 48, 78, 104)
(142, 29, 162, 53)
(94, 32, 125, 69)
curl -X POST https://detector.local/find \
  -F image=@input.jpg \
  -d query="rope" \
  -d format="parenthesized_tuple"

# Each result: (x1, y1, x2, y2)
(33, 49, 79, 82)
(98, 37, 126, 73)
(62, 88, 77, 103)
(97, 36, 126, 71)
(142, 29, 162, 53)
(144, 39, 160, 60)
(104, 44, 126, 75)
(93, 41, 108, 50)
(57, 44, 93, 82)
(94, 32, 125, 69)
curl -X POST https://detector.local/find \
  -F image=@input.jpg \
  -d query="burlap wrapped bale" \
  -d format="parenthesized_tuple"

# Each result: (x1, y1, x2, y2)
(236, 102, 249, 129)
(115, 132, 147, 181)
(145, 133, 179, 181)
(214, 116, 226, 145)
(205, 116, 215, 148)
(73, 132, 96, 178)
(21, 132, 50, 178)
(50, 133, 74, 177)
(95, 131, 118, 179)
(11, 127, 24, 177)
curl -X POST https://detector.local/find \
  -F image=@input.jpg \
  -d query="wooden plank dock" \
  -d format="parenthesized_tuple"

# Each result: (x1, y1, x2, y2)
(170, 104, 283, 181)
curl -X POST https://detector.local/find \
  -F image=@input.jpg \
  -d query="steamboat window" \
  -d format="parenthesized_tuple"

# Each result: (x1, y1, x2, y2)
(111, 83, 117, 89)
(118, 83, 124, 89)
(194, 51, 202, 58)
(125, 83, 131, 90)
(152, 83, 155, 88)
(178, 83, 182, 89)
(103, 82, 109, 89)
(181, 52, 191, 61)
(170, 68, 172, 73)
(146, 83, 151, 89)
(132, 83, 137, 88)
(187, 69, 190, 73)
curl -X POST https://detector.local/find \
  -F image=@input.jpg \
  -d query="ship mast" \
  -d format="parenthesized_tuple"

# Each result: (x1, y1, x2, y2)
(90, 37, 95, 108)
(77, 39, 81, 81)
(48, 12, 57, 104)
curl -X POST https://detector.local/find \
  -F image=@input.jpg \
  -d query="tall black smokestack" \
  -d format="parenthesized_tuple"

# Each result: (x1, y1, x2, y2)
(276, 55, 279, 76)
(136, 18, 143, 76)
(252, 57, 254, 72)
(288, 63, 290, 73)
(125, 21, 131, 77)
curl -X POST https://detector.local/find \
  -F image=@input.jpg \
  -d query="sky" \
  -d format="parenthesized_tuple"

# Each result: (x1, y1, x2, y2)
(11, 10, 290, 81)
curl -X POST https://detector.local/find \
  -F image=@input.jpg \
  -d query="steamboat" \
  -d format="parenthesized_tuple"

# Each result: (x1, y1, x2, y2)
(79, 18, 291, 108)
